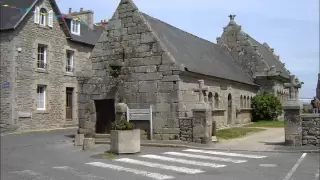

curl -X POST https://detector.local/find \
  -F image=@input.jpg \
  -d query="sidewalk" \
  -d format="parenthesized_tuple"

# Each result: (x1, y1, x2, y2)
(132, 128, 319, 153)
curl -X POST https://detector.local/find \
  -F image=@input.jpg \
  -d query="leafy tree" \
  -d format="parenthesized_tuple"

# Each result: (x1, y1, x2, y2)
(251, 92, 282, 121)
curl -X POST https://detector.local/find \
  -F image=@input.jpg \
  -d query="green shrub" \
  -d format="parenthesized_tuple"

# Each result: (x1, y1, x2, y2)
(112, 117, 135, 130)
(251, 92, 282, 121)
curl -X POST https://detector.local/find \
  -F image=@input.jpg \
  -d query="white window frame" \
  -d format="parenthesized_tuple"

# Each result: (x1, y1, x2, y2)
(37, 45, 47, 69)
(37, 85, 46, 110)
(70, 20, 80, 35)
(34, 6, 40, 24)
(48, 10, 53, 27)
(66, 50, 74, 72)
(39, 8, 47, 26)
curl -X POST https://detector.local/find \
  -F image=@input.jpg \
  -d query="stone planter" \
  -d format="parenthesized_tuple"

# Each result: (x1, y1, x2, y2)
(110, 129, 140, 154)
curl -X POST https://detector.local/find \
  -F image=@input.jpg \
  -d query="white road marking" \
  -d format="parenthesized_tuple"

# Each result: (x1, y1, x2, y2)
(114, 158, 204, 174)
(282, 153, 307, 180)
(183, 149, 268, 159)
(314, 168, 319, 180)
(163, 152, 247, 163)
(141, 154, 226, 168)
(10, 170, 57, 180)
(86, 162, 174, 180)
(52, 166, 108, 180)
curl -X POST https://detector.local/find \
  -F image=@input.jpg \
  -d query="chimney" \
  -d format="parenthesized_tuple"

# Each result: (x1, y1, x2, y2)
(69, 9, 94, 29)
(68, 8, 72, 14)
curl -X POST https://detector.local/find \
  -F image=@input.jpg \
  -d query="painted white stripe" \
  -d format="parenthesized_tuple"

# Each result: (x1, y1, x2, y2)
(183, 149, 267, 159)
(282, 153, 307, 180)
(141, 154, 226, 168)
(52, 166, 108, 180)
(314, 168, 319, 180)
(114, 158, 204, 174)
(10, 170, 57, 180)
(163, 152, 247, 163)
(86, 162, 174, 180)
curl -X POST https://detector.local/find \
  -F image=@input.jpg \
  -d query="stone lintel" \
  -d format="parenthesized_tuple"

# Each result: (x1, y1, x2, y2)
(212, 109, 226, 112)
(300, 114, 320, 118)
(191, 108, 211, 112)
(178, 117, 193, 120)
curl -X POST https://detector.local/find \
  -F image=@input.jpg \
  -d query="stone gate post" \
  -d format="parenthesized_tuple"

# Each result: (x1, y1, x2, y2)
(192, 108, 212, 144)
(283, 99, 302, 146)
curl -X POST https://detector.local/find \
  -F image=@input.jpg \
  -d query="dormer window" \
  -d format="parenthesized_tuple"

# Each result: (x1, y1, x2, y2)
(34, 6, 53, 27)
(71, 20, 80, 35)
(40, 8, 47, 25)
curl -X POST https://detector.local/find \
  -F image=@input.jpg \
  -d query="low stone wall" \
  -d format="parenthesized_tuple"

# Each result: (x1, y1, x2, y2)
(236, 109, 252, 124)
(179, 117, 193, 142)
(301, 114, 320, 146)
(212, 110, 226, 128)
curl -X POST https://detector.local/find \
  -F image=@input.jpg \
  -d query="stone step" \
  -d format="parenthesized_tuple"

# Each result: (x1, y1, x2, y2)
(94, 133, 110, 138)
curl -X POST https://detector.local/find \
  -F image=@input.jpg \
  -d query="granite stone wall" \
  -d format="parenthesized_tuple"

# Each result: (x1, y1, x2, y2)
(78, 0, 182, 137)
(301, 114, 320, 146)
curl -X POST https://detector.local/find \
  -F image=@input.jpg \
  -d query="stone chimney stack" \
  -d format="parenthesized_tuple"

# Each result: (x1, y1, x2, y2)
(68, 8, 94, 29)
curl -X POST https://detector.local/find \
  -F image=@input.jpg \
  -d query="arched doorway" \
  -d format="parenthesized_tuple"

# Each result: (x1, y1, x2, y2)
(227, 93, 232, 125)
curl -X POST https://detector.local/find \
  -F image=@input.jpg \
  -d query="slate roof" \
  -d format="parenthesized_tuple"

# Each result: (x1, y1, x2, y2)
(0, 0, 37, 30)
(246, 36, 290, 79)
(0, 0, 102, 46)
(64, 18, 104, 46)
(141, 13, 257, 86)
(69, 24, 104, 46)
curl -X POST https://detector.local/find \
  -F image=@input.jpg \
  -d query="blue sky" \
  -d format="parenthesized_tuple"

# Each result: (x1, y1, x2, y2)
(57, 0, 319, 98)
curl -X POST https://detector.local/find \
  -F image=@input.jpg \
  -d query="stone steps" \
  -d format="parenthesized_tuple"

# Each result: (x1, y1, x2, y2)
(94, 133, 110, 144)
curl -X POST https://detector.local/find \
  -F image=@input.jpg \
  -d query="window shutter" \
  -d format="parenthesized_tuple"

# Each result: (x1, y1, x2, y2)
(77, 22, 80, 34)
(70, 20, 74, 33)
(48, 10, 53, 27)
(34, 6, 40, 24)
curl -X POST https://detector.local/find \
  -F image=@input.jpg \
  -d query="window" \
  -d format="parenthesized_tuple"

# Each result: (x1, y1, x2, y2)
(37, 44, 47, 69)
(37, 85, 46, 110)
(214, 93, 219, 109)
(66, 51, 74, 72)
(208, 92, 213, 108)
(240, 95, 243, 108)
(71, 20, 80, 35)
(243, 96, 247, 108)
(40, 8, 47, 25)
(247, 96, 250, 108)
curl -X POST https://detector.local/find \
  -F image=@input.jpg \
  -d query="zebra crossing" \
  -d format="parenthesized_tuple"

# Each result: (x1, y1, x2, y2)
(10, 148, 268, 180)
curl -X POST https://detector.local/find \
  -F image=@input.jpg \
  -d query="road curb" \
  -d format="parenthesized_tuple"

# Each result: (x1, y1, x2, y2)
(0, 127, 78, 136)
(96, 141, 320, 153)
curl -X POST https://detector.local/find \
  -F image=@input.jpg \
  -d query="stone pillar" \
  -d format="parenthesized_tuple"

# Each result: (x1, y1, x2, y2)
(192, 108, 212, 144)
(283, 99, 302, 146)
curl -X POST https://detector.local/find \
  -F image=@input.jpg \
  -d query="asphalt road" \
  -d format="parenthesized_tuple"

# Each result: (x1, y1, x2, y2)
(1, 129, 319, 180)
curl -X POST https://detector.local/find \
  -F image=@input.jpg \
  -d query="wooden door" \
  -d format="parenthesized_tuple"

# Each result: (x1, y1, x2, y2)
(66, 88, 73, 120)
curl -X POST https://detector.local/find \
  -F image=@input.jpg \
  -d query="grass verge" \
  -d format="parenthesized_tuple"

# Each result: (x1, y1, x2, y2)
(244, 120, 284, 128)
(216, 127, 265, 140)
(102, 151, 118, 159)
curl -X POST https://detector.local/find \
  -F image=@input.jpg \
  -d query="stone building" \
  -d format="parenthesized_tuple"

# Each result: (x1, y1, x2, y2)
(0, 0, 103, 131)
(77, 0, 302, 142)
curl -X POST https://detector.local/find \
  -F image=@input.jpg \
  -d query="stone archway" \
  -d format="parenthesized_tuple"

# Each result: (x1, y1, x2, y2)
(227, 93, 232, 125)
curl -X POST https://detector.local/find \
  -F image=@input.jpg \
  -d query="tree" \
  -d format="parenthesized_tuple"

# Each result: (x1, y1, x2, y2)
(251, 92, 282, 121)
